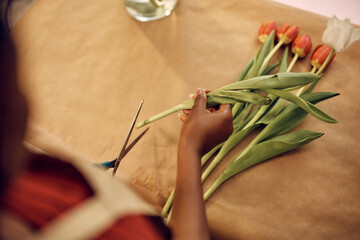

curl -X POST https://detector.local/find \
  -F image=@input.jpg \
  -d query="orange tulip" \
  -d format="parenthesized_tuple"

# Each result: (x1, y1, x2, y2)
(311, 45, 336, 69)
(277, 24, 299, 44)
(291, 34, 312, 58)
(257, 21, 277, 43)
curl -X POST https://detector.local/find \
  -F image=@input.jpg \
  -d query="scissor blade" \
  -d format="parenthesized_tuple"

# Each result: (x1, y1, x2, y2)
(112, 100, 144, 176)
(108, 127, 149, 172)
(123, 127, 149, 157)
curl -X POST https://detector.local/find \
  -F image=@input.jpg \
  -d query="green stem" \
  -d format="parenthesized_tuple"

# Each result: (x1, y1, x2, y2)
(234, 104, 257, 132)
(201, 125, 267, 202)
(242, 106, 266, 129)
(200, 149, 224, 181)
(232, 102, 244, 117)
(296, 66, 317, 97)
(201, 154, 223, 182)
(236, 137, 258, 161)
(200, 144, 226, 182)
(161, 189, 175, 218)
(287, 53, 298, 72)
(203, 175, 228, 202)
(201, 142, 224, 166)
(258, 40, 284, 75)
(136, 101, 192, 128)
(165, 209, 173, 225)
(201, 125, 256, 182)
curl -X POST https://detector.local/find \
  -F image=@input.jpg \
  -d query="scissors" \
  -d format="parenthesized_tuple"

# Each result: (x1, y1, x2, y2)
(94, 100, 149, 176)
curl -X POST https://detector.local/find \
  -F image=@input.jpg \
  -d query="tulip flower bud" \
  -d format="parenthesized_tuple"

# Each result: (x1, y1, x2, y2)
(291, 34, 312, 58)
(311, 45, 336, 69)
(322, 16, 360, 52)
(277, 24, 299, 44)
(258, 21, 277, 43)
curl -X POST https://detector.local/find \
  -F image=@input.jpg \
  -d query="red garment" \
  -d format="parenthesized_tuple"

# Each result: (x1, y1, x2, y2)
(1, 155, 171, 239)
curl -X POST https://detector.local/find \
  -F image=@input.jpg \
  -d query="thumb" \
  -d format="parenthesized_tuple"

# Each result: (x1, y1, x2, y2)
(193, 88, 207, 110)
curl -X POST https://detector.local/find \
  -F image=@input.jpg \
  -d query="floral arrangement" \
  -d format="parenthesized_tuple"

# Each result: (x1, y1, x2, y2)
(137, 16, 360, 222)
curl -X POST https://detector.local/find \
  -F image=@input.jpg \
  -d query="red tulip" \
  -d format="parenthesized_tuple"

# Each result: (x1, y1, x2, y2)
(277, 24, 299, 44)
(257, 21, 277, 43)
(311, 45, 336, 69)
(291, 34, 312, 58)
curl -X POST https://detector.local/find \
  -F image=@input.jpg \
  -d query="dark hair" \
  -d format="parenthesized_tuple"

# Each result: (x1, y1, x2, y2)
(0, 0, 12, 194)
(0, 0, 10, 46)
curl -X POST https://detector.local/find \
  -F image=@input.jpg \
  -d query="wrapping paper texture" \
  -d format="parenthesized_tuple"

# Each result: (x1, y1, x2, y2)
(11, 0, 360, 239)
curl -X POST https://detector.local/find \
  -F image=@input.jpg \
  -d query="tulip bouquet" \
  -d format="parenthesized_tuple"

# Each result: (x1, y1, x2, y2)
(137, 16, 360, 221)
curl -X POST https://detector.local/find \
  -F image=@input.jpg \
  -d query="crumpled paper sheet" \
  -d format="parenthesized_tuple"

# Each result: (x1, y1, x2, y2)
(11, 0, 360, 239)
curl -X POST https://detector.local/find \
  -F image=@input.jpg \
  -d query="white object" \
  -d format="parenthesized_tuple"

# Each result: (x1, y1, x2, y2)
(322, 15, 360, 51)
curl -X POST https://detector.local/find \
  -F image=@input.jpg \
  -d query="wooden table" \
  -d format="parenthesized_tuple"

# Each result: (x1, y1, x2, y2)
(12, 0, 360, 239)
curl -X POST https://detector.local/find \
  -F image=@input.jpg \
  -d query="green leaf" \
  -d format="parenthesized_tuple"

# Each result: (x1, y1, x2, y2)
(237, 106, 262, 130)
(253, 92, 339, 142)
(223, 130, 323, 179)
(218, 72, 319, 92)
(208, 90, 271, 106)
(278, 47, 289, 73)
(302, 92, 338, 104)
(257, 46, 290, 124)
(302, 78, 321, 95)
(261, 63, 280, 75)
(256, 46, 289, 122)
(201, 124, 260, 181)
(232, 103, 252, 131)
(201, 142, 224, 166)
(256, 97, 285, 125)
(241, 48, 290, 128)
(246, 30, 275, 79)
(232, 102, 245, 119)
(221, 124, 261, 157)
(238, 58, 254, 81)
(281, 86, 304, 91)
(264, 89, 338, 123)
(204, 129, 324, 201)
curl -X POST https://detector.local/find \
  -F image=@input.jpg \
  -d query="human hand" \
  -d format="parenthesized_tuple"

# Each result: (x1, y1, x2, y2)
(181, 89, 216, 117)
(179, 88, 233, 156)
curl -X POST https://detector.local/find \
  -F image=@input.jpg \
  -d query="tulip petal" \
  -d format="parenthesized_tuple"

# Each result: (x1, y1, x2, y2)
(322, 15, 360, 52)
(348, 28, 360, 49)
